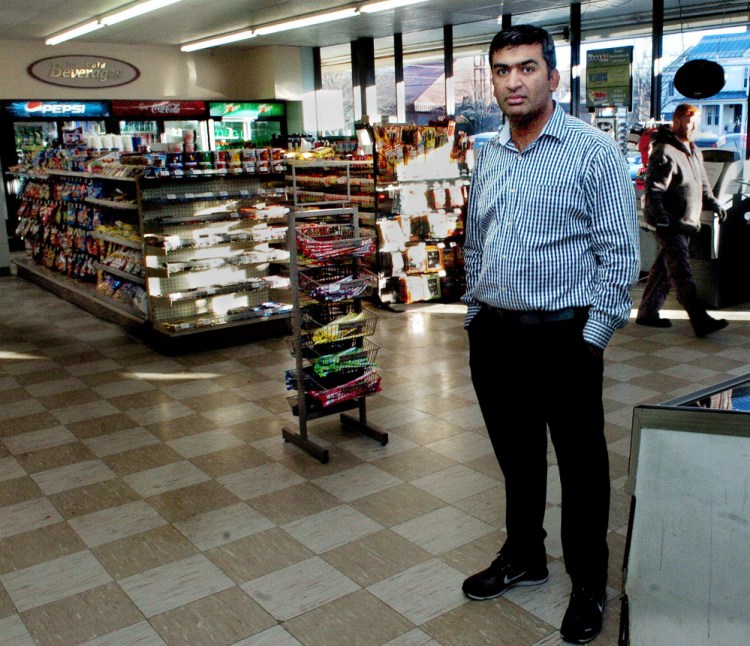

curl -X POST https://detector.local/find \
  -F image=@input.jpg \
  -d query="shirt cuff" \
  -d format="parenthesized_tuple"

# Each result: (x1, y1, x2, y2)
(464, 302, 482, 329)
(583, 318, 615, 349)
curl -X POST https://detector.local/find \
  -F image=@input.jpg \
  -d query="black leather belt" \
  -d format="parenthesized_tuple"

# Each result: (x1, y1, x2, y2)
(480, 303, 588, 325)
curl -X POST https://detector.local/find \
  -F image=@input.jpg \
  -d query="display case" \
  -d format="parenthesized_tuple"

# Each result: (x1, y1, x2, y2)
(620, 375, 750, 645)
(372, 123, 467, 304)
(282, 206, 386, 464)
(12, 163, 294, 339)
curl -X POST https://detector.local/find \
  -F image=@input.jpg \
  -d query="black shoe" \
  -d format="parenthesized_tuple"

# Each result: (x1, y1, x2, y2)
(462, 552, 549, 600)
(635, 315, 672, 328)
(694, 317, 728, 338)
(560, 586, 607, 644)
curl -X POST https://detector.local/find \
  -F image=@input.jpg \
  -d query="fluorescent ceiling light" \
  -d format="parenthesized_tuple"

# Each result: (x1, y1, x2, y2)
(181, 30, 256, 52)
(100, 0, 183, 26)
(45, 20, 104, 46)
(254, 7, 359, 36)
(360, 0, 428, 13)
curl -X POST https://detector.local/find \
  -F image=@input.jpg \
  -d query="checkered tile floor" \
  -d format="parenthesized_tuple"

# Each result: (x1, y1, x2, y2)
(2, 273, 749, 645)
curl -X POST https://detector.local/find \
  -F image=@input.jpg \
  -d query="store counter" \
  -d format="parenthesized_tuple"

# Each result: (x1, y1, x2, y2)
(620, 375, 750, 645)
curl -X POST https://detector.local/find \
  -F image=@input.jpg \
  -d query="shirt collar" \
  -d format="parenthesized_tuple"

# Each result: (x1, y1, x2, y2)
(496, 100, 565, 148)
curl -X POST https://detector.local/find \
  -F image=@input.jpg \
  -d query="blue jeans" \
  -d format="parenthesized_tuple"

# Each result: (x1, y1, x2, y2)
(468, 307, 609, 591)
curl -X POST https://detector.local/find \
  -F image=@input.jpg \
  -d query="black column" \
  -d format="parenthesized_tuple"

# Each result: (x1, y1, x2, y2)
(444, 25, 454, 117)
(570, 2, 581, 118)
(351, 37, 375, 121)
(394, 33, 405, 122)
(651, 0, 664, 120)
(501, 14, 512, 30)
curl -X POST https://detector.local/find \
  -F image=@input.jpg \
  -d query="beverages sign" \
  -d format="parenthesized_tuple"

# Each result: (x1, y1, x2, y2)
(28, 56, 139, 89)
(5, 100, 110, 118)
(111, 100, 207, 118)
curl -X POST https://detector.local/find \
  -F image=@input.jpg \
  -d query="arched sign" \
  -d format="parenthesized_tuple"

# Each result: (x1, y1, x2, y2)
(28, 55, 140, 89)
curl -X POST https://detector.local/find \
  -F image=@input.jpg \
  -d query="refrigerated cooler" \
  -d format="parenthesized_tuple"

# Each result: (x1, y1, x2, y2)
(110, 100, 209, 152)
(208, 101, 287, 149)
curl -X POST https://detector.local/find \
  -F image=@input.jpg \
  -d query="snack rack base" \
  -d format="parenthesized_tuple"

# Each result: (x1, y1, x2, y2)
(282, 207, 387, 464)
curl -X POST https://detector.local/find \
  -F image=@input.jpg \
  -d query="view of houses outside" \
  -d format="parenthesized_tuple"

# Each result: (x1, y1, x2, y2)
(320, 23, 749, 159)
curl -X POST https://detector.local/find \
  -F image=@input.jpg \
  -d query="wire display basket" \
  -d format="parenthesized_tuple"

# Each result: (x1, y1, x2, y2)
(310, 339, 379, 378)
(297, 223, 375, 262)
(310, 370, 381, 407)
(298, 264, 377, 302)
(298, 309, 379, 352)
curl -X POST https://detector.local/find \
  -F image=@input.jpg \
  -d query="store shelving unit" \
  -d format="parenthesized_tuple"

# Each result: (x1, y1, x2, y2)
(140, 174, 292, 335)
(12, 166, 149, 324)
(282, 206, 387, 464)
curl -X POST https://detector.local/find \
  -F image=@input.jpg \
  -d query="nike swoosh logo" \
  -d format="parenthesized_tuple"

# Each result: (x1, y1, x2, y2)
(502, 572, 526, 585)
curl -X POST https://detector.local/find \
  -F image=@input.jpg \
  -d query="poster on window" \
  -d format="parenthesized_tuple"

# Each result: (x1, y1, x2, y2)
(585, 46, 633, 109)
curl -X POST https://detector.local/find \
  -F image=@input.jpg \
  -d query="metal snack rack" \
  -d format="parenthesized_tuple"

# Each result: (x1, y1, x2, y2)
(282, 206, 388, 463)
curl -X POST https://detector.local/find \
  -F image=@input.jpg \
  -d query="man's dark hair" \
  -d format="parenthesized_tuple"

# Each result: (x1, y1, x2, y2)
(489, 25, 557, 75)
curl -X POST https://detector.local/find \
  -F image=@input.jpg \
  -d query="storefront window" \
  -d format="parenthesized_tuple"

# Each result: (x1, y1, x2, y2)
(320, 44, 355, 136)
(374, 36, 396, 120)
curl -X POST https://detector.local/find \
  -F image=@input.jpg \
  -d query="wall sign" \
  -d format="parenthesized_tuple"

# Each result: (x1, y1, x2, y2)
(28, 55, 140, 89)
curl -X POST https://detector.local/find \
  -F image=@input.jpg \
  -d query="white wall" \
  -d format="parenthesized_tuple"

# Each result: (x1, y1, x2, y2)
(0, 39, 312, 101)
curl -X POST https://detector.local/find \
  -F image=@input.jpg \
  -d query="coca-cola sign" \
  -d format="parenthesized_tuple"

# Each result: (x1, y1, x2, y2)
(111, 100, 207, 118)
(28, 56, 139, 88)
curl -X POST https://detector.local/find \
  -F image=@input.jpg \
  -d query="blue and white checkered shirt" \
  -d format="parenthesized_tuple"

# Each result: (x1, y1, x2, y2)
(462, 103, 640, 348)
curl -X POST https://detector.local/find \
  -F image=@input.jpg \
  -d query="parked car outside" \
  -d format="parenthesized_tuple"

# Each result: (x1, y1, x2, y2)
(694, 132, 720, 148)
(716, 133, 746, 157)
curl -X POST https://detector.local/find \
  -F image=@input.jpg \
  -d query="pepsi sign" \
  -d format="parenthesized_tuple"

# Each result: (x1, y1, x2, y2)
(5, 101, 110, 118)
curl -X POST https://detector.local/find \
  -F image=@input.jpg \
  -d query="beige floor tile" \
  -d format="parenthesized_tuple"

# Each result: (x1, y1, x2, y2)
(23, 377, 88, 398)
(31, 459, 116, 495)
(67, 413, 149, 440)
(189, 444, 274, 478)
(200, 401, 271, 426)
(322, 529, 433, 587)
(245, 482, 340, 525)
(205, 527, 314, 584)
(337, 432, 418, 462)
(37, 388, 103, 411)
(411, 465, 498, 503)
(166, 428, 246, 458)
(103, 443, 183, 476)
(149, 587, 275, 646)
(48, 479, 142, 519)
(313, 463, 402, 502)
(231, 625, 302, 645)
(422, 595, 554, 646)
(349, 483, 446, 527)
(146, 480, 241, 523)
(92, 525, 198, 580)
(174, 502, 274, 550)
(161, 378, 225, 401)
(181, 390, 251, 414)
(64, 359, 121, 377)
(2, 426, 77, 455)
(0, 521, 86, 575)
(50, 399, 121, 425)
(367, 558, 466, 626)
(0, 614, 35, 645)
(452, 485, 506, 528)
(392, 506, 495, 556)
(92, 379, 157, 400)
(364, 403, 430, 430)
(122, 460, 210, 498)
(372, 446, 458, 481)
(438, 529, 508, 577)
(282, 504, 384, 554)
(461, 453, 503, 481)
(21, 582, 143, 646)
(17, 441, 99, 475)
(0, 412, 62, 437)
(124, 400, 196, 427)
(276, 443, 365, 479)
(144, 413, 222, 441)
(118, 553, 234, 617)
(425, 432, 495, 463)
(0, 497, 64, 539)
(381, 628, 439, 645)
(79, 620, 167, 646)
(241, 556, 359, 621)
(218, 462, 306, 500)
(68, 500, 167, 548)
(0, 399, 46, 422)
(1, 550, 112, 612)
(0, 456, 25, 482)
(285, 589, 415, 646)
(83, 427, 161, 457)
(387, 417, 468, 446)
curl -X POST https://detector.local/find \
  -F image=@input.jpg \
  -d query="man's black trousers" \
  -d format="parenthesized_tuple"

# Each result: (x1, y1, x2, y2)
(468, 307, 609, 592)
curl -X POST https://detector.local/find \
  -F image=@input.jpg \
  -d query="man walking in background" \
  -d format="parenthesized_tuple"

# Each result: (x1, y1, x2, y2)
(461, 25, 640, 644)
(636, 103, 728, 337)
